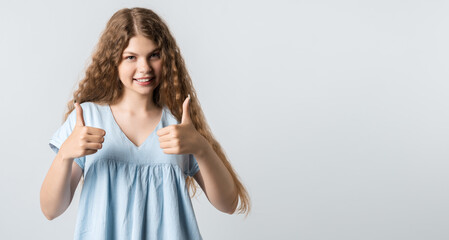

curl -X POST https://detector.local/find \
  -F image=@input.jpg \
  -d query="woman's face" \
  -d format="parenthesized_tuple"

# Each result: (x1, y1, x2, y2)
(117, 34, 162, 97)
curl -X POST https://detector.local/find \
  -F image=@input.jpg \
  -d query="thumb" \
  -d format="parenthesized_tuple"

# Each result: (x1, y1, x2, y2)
(74, 102, 85, 127)
(181, 94, 192, 125)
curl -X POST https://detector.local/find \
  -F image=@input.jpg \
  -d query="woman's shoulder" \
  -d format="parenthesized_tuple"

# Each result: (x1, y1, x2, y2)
(76, 101, 109, 118)
(80, 101, 106, 107)
(79, 101, 108, 110)
(162, 106, 180, 125)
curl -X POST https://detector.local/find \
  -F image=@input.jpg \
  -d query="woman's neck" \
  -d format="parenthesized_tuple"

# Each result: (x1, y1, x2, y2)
(111, 92, 160, 116)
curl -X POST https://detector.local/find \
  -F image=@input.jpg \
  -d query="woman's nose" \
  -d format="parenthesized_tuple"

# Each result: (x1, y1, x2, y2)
(138, 60, 152, 73)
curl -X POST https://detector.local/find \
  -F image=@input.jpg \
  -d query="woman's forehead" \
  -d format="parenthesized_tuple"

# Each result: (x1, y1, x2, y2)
(123, 35, 159, 54)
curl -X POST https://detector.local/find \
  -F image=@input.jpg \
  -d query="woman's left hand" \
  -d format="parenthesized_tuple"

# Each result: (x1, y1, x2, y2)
(156, 95, 207, 156)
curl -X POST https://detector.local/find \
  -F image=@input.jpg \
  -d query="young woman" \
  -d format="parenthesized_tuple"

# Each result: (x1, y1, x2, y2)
(40, 7, 250, 239)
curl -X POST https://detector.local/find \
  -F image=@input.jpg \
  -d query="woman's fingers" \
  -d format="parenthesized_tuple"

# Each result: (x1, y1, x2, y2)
(84, 142, 103, 150)
(84, 134, 104, 143)
(158, 134, 172, 142)
(159, 140, 176, 149)
(84, 149, 98, 155)
(86, 126, 106, 136)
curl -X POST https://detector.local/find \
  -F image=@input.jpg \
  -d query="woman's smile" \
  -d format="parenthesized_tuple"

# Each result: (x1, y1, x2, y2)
(134, 77, 155, 85)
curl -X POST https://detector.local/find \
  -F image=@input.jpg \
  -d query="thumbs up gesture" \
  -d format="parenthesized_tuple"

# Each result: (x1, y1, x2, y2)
(156, 95, 207, 156)
(59, 102, 106, 160)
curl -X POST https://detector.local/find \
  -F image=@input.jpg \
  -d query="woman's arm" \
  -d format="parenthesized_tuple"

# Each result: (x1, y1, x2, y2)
(157, 96, 238, 214)
(193, 143, 238, 214)
(40, 152, 83, 220)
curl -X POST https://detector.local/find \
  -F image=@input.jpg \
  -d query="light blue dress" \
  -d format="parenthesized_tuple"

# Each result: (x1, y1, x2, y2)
(49, 102, 203, 240)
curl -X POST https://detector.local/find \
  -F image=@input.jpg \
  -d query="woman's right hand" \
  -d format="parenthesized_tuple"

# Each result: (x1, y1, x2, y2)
(59, 102, 106, 160)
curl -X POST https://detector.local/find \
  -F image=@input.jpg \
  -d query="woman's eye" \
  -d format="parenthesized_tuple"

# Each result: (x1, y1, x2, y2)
(150, 53, 160, 58)
(124, 53, 159, 61)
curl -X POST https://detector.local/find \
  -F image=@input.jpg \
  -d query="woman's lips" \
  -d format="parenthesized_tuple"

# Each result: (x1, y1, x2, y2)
(133, 77, 155, 81)
(133, 77, 154, 85)
(134, 76, 154, 80)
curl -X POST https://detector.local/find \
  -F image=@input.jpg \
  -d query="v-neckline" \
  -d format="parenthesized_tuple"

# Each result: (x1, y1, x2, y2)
(106, 104, 165, 150)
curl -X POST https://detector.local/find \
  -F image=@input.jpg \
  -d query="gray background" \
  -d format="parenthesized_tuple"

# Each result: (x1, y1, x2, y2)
(0, 0, 448, 239)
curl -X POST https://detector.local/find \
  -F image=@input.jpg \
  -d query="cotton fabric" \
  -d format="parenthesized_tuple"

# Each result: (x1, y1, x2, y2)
(49, 102, 202, 240)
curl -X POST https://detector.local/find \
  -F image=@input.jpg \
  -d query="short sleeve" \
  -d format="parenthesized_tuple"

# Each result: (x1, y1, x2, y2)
(49, 108, 86, 170)
(187, 154, 200, 177)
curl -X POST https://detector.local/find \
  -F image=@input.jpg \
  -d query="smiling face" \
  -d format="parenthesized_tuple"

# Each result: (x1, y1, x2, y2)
(117, 34, 162, 98)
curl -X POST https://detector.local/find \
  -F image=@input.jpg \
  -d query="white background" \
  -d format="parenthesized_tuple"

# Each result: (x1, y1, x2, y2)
(0, 0, 448, 239)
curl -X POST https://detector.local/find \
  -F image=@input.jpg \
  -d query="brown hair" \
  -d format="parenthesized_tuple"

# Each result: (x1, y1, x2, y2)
(60, 7, 250, 216)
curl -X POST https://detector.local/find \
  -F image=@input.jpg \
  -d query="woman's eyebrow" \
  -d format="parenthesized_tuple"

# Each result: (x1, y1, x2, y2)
(123, 49, 160, 55)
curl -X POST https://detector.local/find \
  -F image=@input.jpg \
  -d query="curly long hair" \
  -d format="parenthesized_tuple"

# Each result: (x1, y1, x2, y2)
(59, 7, 250, 216)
